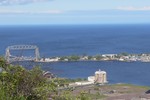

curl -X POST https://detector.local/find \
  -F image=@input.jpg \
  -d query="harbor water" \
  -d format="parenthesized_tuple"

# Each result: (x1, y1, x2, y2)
(1, 24, 150, 86)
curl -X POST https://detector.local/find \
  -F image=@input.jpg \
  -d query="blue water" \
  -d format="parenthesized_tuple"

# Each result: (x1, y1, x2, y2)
(1, 24, 150, 86)
(0, 24, 150, 56)
(14, 61, 150, 86)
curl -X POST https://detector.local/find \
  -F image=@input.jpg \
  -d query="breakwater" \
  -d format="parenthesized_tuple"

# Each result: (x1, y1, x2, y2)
(38, 53, 150, 62)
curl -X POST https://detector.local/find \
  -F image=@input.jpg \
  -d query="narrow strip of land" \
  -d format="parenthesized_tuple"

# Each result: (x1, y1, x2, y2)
(38, 53, 150, 62)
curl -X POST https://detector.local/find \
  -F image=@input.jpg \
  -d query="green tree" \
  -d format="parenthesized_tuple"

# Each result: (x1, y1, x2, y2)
(88, 56, 92, 60)
(69, 55, 80, 61)
(95, 55, 103, 60)
(120, 52, 129, 56)
(0, 57, 57, 100)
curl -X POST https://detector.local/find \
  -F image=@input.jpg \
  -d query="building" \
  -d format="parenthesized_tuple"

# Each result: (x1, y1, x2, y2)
(88, 69, 107, 84)
(43, 71, 55, 79)
(75, 81, 94, 85)
(95, 69, 107, 84)
(72, 69, 107, 86)
(88, 76, 95, 83)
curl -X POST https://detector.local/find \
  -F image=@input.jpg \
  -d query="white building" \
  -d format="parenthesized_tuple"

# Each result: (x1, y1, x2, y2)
(75, 81, 94, 85)
(88, 69, 107, 84)
(73, 69, 107, 86)
(88, 76, 95, 83)
(102, 54, 116, 58)
(95, 69, 107, 84)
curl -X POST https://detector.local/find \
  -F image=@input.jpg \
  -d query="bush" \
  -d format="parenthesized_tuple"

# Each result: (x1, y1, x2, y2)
(0, 57, 56, 100)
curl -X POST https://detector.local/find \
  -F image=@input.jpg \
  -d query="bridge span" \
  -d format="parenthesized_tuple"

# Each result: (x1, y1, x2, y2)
(5, 45, 40, 63)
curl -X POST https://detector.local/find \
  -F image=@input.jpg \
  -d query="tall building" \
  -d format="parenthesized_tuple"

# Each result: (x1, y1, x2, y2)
(88, 69, 107, 84)
(94, 69, 107, 84)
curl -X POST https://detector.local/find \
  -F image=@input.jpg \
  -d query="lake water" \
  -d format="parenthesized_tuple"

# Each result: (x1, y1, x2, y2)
(1, 24, 150, 86)
(13, 61, 150, 86)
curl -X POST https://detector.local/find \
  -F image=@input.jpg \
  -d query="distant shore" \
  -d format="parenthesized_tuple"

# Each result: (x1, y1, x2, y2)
(37, 53, 150, 63)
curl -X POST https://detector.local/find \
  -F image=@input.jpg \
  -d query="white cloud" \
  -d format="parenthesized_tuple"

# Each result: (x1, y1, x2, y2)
(117, 6, 150, 11)
(0, 9, 63, 14)
(0, 0, 52, 5)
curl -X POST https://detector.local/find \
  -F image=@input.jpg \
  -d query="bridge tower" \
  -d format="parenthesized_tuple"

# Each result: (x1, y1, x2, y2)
(35, 47, 40, 61)
(5, 48, 10, 63)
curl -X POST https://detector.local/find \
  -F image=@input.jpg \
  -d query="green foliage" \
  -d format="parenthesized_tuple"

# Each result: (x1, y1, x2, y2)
(0, 57, 8, 70)
(77, 92, 91, 100)
(87, 56, 92, 60)
(120, 52, 129, 56)
(95, 55, 103, 60)
(0, 57, 56, 100)
(68, 55, 80, 61)
(0, 57, 107, 100)
(54, 78, 87, 84)
(60, 55, 80, 61)
(59, 56, 68, 61)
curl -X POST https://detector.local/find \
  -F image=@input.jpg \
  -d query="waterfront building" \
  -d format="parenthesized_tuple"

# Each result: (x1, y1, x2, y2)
(75, 81, 94, 85)
(102, 54, 116, 58)
(73, 69, 107, 86)
(88, 69, 107, 84)
(95, 69, 107, 84)
(88, 76, 95, 83)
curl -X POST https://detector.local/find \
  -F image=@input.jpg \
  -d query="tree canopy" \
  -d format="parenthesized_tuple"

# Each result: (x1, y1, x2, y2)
(0, 57, 56, 100)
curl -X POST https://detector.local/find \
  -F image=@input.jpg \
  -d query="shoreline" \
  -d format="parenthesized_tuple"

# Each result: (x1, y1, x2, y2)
(37, 53, 150, 63)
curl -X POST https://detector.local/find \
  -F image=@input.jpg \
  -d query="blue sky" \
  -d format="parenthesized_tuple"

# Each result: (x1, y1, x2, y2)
(0, 0, 150, 25)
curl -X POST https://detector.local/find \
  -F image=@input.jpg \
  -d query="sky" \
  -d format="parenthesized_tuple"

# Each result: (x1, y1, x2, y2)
(0, 0, 150, 25)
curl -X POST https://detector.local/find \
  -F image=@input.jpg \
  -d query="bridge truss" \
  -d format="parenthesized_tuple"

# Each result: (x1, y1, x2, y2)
(5, 45, 40, 63)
